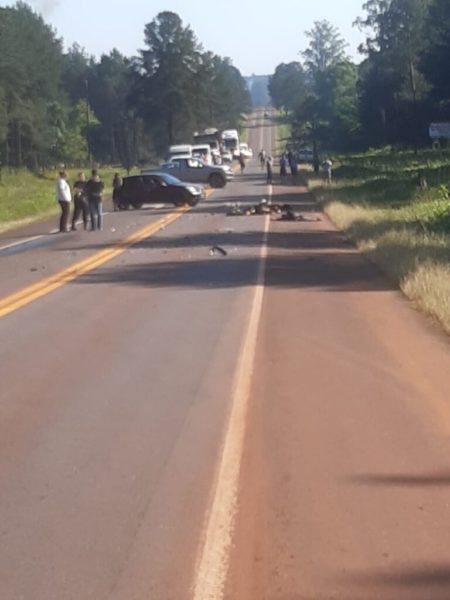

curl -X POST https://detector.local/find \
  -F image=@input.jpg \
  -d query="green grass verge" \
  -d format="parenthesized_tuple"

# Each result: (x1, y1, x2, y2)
(307, 148, 450, 334)
(0, 166, 129, 232)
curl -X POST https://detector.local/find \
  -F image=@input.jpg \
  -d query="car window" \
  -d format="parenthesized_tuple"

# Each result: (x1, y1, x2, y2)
(123, 177, 142, 189)
(143, 176, 158, 189)
(188, 159, 203, 169)
(159, 173, 182, 185)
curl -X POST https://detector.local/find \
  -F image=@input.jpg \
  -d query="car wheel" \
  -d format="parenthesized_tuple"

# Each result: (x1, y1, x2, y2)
(132, 202, 144, 209)
(118, 202, 130, 210)
(209, 173, 226, 188)
(188, 196, 199, 207)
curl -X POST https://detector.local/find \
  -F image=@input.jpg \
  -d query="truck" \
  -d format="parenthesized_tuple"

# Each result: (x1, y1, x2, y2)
(193, 129, 222, 163)
(168, 144, 192, 160)
(221, 129, 240, 159)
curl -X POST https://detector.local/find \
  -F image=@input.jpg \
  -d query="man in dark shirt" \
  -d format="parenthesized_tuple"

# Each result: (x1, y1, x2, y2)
(112, 172, 122, 212)
(85, 169, 105, 231)
(71, 172, 89, 231)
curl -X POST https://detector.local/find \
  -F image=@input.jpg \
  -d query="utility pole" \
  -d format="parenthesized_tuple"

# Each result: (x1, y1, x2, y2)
(85, 79, 91, 164)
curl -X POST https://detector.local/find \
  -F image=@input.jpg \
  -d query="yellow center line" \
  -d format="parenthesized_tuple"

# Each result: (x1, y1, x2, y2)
(0, 205, 195, 319)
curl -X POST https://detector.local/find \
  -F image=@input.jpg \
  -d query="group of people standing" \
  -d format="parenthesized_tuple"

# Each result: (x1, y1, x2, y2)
(279, 151, 298, 179)
(258, 150, 300, 185)
(258, 149, 333, 185)
(56, 170, 122, 233)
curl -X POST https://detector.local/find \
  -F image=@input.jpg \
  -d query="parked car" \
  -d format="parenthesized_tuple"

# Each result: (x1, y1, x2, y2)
(117, 172, 204, 209)
(154, 157, 233, 188)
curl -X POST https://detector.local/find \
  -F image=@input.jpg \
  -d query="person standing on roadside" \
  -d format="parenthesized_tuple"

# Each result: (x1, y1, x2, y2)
(112, 172, 122, 212)
(322, 158, 333, 184)
(287, 150, 293, 168)
(266, 155, 273, 185)
(239, 153, 246, 174)
(85, 169, 105, 231)
(280, 153, 288, 178)
(289, 152, 297, 176)
(56, 170, 71, 233)
(259, 149, 266, 169)
(71, 172, 89, 231)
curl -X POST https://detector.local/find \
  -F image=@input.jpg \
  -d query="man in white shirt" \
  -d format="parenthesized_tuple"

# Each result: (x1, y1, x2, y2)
(56, 170, 72, 232)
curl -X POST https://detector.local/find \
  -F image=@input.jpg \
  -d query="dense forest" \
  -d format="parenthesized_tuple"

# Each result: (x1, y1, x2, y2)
(269, 0, 450, 153)
(0, 3, 251, 169)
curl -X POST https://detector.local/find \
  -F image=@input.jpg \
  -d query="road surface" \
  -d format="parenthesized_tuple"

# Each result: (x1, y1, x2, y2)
(1, 111, 450, 600)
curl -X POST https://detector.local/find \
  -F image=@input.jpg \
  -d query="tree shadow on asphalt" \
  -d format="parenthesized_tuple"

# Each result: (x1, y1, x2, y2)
(58, 192, 325, 253)
(348, 471, 450, 487)
(74, 241, 390, 293)
(60, 221, 354, 255)
(336, 563, 450, 600)
(57, 184, 394, 293)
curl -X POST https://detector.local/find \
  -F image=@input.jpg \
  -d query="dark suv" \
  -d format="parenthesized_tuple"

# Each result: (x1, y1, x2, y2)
(117, 173, 204, 209)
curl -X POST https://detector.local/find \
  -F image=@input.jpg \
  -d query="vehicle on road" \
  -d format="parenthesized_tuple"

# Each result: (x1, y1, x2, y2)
(117, 173, 204, 209)
(192, 144, 213, 164)
(222, 129, 240, 159)
(239, 143, 253, 159)
(193, 129, 222, 162)
(154, 157, 233, 188)
(264, 111, 270, 118)
(221, 150, 233, 163)
(168, 144, 193, 160)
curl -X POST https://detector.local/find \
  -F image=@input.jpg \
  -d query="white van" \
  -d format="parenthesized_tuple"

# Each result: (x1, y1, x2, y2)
(191, 144, 212, 164)
(168, 144, 192, 160)
(222, 130, 240, 159)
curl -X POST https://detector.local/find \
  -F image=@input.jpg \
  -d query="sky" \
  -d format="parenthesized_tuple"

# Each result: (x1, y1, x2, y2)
(3, 0, 367, 75)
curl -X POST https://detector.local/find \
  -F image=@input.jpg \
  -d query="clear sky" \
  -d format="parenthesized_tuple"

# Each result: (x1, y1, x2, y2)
(5, 0, 367, 75)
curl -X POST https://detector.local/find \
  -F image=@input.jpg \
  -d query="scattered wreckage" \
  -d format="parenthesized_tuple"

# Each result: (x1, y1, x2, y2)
(228, 199, 321, 222)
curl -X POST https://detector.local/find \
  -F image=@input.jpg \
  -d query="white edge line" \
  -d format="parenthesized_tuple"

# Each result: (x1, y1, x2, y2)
(192, 191, 271, 598)
(0, 234, 45, 252)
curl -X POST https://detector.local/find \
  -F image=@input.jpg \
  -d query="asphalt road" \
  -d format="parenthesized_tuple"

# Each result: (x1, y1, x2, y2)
(1, 111, 450, 600)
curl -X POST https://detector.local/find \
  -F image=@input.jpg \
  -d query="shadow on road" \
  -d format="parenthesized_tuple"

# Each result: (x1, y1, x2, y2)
(63, 186, 392, 293)
(348, 471, 450, 487)
(338, 562, 450, 599)
(74, 243, 390, 293)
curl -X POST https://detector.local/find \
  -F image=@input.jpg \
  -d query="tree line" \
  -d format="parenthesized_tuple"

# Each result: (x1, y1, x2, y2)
(269, 0, 450, 153)
(0, 3, 251, 170)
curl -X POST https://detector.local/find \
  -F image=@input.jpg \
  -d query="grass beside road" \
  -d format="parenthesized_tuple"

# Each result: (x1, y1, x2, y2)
(307, 148, 450, 334)
(0, 167, 125, 233)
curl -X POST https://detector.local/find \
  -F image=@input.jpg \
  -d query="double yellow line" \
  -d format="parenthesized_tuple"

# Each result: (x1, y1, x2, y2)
(0, 207, 189, 319)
